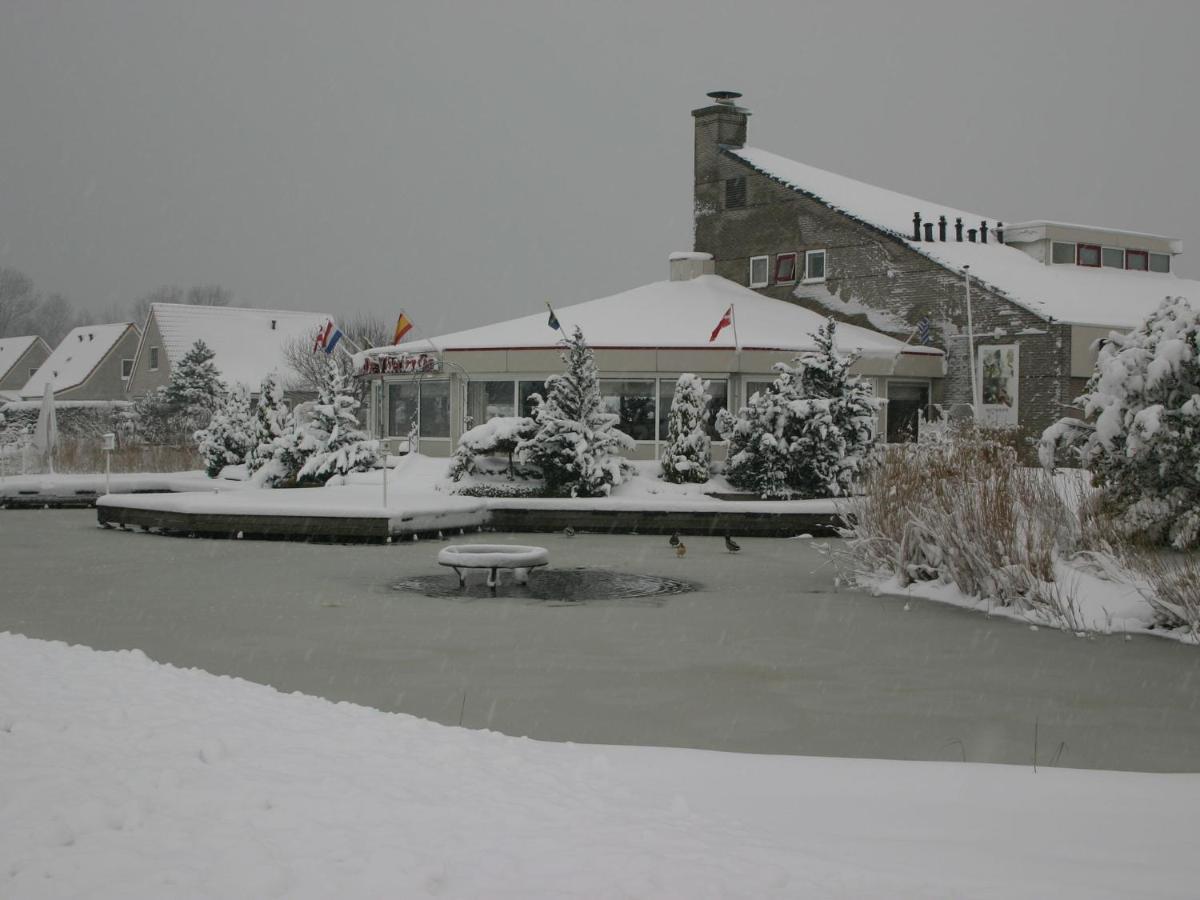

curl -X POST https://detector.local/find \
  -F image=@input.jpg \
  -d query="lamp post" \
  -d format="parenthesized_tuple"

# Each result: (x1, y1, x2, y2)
(962, 265, 978, 420)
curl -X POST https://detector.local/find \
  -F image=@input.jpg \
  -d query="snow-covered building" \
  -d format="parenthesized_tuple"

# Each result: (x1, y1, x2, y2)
(0, 335, 51, 399)
(20, 323, 140, 401)
(356, 260, 943, 457)
(125, 304, 332, 396)
(692, 90, 1200, 437)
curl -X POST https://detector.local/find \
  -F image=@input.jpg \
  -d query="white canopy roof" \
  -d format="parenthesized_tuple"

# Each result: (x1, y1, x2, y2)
(733, 146, 1198, 329)
(360, 275, 941, 362)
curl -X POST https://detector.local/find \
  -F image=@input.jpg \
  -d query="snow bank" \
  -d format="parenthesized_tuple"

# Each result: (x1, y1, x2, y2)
(2, 631, 1197, 898)
(0, 471, 248, 501)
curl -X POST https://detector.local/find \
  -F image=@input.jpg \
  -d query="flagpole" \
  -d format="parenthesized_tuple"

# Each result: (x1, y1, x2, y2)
(730, 303, 742, 372)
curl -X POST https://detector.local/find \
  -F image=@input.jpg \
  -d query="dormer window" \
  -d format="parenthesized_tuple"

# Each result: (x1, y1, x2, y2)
(1077, 244, 1101, 267)
(1126, 250, 1148, 272)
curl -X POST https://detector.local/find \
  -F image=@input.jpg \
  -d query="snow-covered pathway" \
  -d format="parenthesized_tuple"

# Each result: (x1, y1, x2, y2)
(2, 631, 1197, 899)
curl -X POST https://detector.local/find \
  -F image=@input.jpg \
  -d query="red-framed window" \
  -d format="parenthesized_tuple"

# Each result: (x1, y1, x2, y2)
(774, 252, 797, 284)
(1126, 250, 1148, 271)
(1077, 244, 1101, 267)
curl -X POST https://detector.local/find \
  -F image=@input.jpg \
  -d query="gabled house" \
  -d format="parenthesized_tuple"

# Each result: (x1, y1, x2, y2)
(20, 323, 140, 401)
(125, 303, 333, 396)
(692, 91, 1200, 437)
(0, 336, 51, 399)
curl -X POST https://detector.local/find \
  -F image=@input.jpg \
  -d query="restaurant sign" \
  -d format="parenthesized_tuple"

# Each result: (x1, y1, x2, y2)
(358, 352, 441, 376)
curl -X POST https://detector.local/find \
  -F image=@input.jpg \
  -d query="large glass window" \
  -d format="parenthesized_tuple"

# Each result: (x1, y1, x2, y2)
(600, 379, 656, 441)
(466, 380, 515, 426)
(387, 382, 418, 437)
(1102, 247, 1125, 269)
(1077, 244, 1101, 267)
(419, 380, 451, 438)
(1149, 252, 1171, 273)
(658, 378, 729, 442)
(1126, 250, 1148, 271)
(1051, 241, 1076, 264)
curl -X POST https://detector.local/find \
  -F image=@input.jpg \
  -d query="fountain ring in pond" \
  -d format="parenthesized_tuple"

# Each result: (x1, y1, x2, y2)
(437, 543, 550, 589)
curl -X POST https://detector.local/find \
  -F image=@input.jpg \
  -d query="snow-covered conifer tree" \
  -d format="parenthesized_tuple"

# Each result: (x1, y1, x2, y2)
(1040, 296, 1200, 547)
(195, 385, 255, 478)
(296, 358, 378, 482)
(724, 319, 879, 498)
(244, 372, 299, 486)
(517, 326, 634, 497)
(164, 340, 226, 432)
(660, 374, 712, 484)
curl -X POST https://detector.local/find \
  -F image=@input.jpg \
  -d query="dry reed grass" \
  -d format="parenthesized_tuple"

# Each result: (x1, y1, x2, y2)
(1, 440, 200, 476)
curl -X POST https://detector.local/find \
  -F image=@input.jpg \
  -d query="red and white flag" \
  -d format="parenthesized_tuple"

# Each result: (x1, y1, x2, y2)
(709, 305, 733, 342)
(313, 320, 333, 352)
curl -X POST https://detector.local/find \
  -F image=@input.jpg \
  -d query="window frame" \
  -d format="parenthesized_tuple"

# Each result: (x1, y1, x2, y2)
(748, 255, 770, 289)
(1149, 252, 1171, 273)
(148, 347, 159, 371)
(803, 249, 827, 283)
(1126, 250, 1148, 271)
(1076, 243, 1101, 268)
(1101, 246, 1126, 269)
(1051, 241, 1076, 265)
(121, 358, 134, 379)
(774, 252, 798, 285)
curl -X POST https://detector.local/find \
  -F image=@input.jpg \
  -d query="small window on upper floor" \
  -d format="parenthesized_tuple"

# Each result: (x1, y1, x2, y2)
(725, 177, 747, 210)
(121, 358, 133, 379)
(1077, 244, 1101, 267)
(749, 255, 769, 288)
(1052, 241, 1076, 264)
(1149, 252, 1171, 273)
(1102, 247, 1125, 269)
(1126, 250, 1148, 272)
(774, 252, 797, 284)
(149, 347, 160, 371)
(804, 249, 827, 283)
(30, 367, 38, 379)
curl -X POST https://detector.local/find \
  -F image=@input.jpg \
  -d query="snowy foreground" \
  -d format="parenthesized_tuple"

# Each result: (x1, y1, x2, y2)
(2, 633, 1197, 899)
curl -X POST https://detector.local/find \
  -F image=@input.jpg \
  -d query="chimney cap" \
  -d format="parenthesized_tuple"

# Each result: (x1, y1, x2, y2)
(706, 90, 742, 105)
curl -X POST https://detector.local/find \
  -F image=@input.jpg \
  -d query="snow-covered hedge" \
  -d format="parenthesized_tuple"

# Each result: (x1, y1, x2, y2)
(1040, 296, 1200, 548)
(0, 400, 130, 439)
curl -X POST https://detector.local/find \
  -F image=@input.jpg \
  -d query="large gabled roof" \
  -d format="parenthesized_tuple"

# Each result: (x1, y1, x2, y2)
(148, 304, 331, 388)
(21, 324, 136, 398)
(0, 335, 48, 381)
(360, 274, 941, 362)
(730, 146, 1199, 329)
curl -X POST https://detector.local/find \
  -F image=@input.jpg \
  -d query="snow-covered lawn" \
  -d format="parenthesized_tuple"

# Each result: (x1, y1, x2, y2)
(2, 632, 1197, 899)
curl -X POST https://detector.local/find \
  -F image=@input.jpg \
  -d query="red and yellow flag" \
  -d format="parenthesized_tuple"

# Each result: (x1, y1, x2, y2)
(392, 313, 414, 345)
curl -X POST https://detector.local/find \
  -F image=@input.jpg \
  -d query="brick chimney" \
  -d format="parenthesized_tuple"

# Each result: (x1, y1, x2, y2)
(693, 90, 749, 187)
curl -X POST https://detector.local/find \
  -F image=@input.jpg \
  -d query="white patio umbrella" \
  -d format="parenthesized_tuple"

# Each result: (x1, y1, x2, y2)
(31, 381, 58, 472)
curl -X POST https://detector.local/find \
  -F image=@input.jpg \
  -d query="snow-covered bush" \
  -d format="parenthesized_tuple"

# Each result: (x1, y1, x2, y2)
(724, 320, 879, 499)
(1040, 296, 1200, 548)
(164, 340, 226, 433)
(195, 386, 255, 478)
(517, 326, 634, 498)
(121, 387, 180, 446)
(660, 374, 711, 485)
(244, 373, 300, 487)
(295, 359, 378, 483)
(841, 426, 1084, 628)
(448, 416, 537, 481)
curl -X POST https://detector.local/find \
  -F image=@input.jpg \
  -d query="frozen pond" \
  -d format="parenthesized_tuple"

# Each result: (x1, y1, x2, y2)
(3, 509, 1199, 772)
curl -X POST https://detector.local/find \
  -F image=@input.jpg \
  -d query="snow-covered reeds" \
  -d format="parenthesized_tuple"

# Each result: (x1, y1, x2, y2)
(42, 440, 201, 474)
(841, 428, 1084, 627)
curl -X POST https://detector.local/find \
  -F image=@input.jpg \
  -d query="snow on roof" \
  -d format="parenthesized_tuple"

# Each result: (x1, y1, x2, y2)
(731, 146, 1200, 329)
(150, 304, 332, 389)
(362, 274, 940, 360)
(21, 324, 134, 398)
(0, 335, 43, 380)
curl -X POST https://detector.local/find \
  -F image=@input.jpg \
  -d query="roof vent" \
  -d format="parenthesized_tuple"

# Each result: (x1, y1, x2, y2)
(706, 90, 742, 107)
(271, 319, 277, 330)
(77, 334, 83, 342)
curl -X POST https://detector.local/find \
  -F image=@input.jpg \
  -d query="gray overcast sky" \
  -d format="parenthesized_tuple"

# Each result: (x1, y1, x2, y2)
(2, 0, 1198, 335)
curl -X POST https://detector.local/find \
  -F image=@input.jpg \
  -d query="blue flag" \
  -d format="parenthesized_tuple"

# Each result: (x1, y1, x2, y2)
(546, 302, 561, 331)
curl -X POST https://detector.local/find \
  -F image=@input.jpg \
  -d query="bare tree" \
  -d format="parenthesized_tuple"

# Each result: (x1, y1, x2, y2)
(0, 267, 38, 338)
(131, 285, 185, 325)
(281, 312, 389, 405)
(24, 293, 78, 345)
(186, 284, 232, 307)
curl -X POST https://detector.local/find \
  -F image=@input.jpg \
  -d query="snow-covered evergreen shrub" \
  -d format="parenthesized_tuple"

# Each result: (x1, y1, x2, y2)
(660, 374, 711, 484)
(448, 416, 537, 481)
(121, 387, 179, 446)
(1040, 296, 1200, 548)
(244, 373, 300, 486)
(295, 358, 379, 483)
(195, 386, 255, 478)
(517, 327, 634, 498)
(724, 320, 879, 499)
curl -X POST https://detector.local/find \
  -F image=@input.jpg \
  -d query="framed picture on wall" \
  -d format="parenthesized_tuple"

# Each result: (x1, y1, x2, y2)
(977, 344, 1019, 427)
